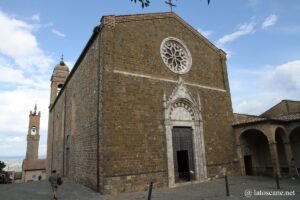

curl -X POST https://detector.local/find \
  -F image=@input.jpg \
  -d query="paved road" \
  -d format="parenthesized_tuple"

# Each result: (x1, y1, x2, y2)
(0, 176, 299, 200)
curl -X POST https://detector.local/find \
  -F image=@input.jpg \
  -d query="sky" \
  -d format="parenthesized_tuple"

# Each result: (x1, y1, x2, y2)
(0, 0, 300, 157)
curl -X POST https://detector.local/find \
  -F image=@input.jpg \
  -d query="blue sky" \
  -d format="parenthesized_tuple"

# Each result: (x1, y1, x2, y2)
(0, 0, 300, 157)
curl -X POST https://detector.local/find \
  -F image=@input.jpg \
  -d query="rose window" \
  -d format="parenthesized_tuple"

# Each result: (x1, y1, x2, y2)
(161, 37, 192, 74)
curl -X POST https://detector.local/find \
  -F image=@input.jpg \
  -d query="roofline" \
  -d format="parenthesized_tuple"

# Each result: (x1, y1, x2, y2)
(50, 25, 102, 111)
(102, 12, 224, 56)
(232, 117, 300, 127)
(233, 112, 260, 118)
(260, 99, 300, 117)
(232, 118, 282, 127)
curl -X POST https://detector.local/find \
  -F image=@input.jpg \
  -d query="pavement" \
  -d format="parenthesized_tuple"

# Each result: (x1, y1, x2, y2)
(0, 176, 299, 200)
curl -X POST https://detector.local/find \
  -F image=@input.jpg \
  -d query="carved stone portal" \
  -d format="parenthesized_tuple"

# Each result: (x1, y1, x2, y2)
(164, 81, 207, 187)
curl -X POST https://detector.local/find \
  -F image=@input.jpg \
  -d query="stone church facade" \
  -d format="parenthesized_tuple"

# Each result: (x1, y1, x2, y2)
(47, 12, 239, 194)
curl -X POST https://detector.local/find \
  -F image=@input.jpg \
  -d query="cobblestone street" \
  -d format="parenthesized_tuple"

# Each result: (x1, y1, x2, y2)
(0, 176, 299, 200)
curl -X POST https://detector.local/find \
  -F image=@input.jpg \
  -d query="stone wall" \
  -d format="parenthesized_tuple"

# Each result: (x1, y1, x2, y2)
(47, 32, 100, 191)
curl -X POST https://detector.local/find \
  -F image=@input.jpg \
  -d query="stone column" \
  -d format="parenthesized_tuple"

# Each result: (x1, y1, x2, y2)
(236, 144, 245, 176)
(284, 142, 293, 176)
(269, 142, 281, 177)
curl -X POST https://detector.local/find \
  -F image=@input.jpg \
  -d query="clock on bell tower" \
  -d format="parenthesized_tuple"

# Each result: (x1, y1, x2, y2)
(25, 104, 41, 160)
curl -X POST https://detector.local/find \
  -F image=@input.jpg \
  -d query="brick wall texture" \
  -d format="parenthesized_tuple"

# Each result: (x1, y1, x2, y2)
(47, 12, 239, 194)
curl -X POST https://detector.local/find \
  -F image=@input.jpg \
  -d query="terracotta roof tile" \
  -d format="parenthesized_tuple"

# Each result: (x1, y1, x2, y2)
(271, 113, 300, 121)
(22, 159, 46, 171)
(233, 112, 300, 126)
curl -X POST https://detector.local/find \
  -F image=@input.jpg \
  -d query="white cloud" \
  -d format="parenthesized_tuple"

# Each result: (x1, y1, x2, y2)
(235, 100, 263, 115)
(231, 60, 300, 115)
(262, 14, 278, 29)
(30, 14, 40, 22)
(0, 10, 52, 157)
(217, 22, 256, 46)
(5, 136, 24, 142)
(197, 28, 213, 38)
(0, 88, 49, 156)
(0, 58, 49, 90)
(0, 10, 53, 73)
(0, 58, 34, 85)
(0, 89, 50, 133)
(51, 29, 66, 37)
(266, 60, 300, 90)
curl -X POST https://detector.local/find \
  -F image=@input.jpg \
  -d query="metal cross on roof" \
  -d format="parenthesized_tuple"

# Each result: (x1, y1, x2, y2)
(165, 0, 176, 12)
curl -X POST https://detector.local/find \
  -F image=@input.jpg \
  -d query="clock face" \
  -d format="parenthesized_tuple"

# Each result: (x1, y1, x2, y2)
(31, 126, 36, 135)
(160, 37, 192, 74)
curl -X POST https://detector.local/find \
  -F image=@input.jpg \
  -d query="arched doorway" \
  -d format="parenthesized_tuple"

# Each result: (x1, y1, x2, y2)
(290, 127, 300, 173)
(240, 129, 273, 176)
(172, 126, 194, 182)
(164, 83, 206, 187)
(275, 128, 288, 176)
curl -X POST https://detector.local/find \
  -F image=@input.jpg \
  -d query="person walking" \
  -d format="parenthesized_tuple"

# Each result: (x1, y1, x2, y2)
(291, 158, 300, 180)
(49, 170, 60, 199)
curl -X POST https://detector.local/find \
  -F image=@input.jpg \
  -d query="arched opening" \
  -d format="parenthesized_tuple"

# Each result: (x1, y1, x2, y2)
(275, 128, 288, 176)
(57, 84, 63, 95)
(170, 100, 196, 183)
(165, 97, 205, 186)
(164, 84, 206, 187)
(290, 127, 300, 174)
(240, 129, 273, 176)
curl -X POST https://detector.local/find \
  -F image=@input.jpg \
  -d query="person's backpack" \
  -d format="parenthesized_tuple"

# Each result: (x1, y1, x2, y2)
(57, 177, 63, 185)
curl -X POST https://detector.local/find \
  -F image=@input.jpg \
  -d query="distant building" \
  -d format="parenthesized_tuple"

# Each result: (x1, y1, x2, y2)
(234, 100, 300, 177)
(22, 105, 46, 182)
(22, 159, 46, 182)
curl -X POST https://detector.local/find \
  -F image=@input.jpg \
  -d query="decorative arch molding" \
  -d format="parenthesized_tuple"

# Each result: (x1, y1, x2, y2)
(163, 81, 207, 187)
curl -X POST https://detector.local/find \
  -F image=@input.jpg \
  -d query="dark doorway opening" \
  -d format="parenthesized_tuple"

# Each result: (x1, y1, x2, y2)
(177, 150, 190, 181)
(244, 155, 253, 175)
(172, 126, 194, 183)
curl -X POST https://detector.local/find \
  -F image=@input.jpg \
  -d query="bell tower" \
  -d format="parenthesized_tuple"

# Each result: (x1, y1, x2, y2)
(26, 104, 41, 160)
(50, 56, 69, 107)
